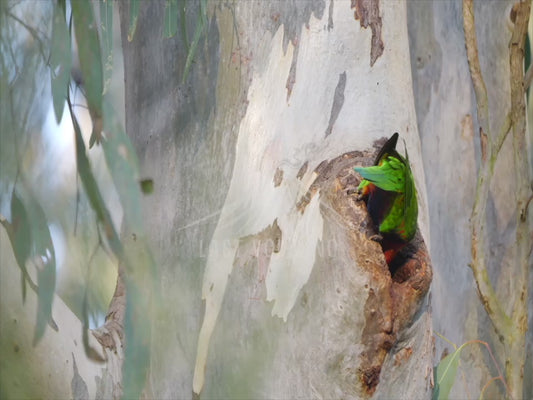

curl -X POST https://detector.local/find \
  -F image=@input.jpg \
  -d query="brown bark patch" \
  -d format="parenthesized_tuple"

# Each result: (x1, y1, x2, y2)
(233, 219, 284, 300)
(297, 161, 308, 180)
(286, 38, 299, 101)
(351, 0, 384, 66)
(394, 347, 413, 366)
(92, 264, 125, 355)
(273, 167, 284, 187)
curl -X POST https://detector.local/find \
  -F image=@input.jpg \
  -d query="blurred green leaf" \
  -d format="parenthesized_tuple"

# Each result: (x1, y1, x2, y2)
(100, 98, 156, 399)
(20, 191, 57, 345)
(182, 0, 208, 84)
(10, 191, 32, 302)
(1, 188, 58, 336)
(68, 97, 122, 258)
(99, 0, 114, 95)
(101, 98, 143, 233)
(0, 190, 32, 302)
(433, 348, 461, 400)
(123, 276, 152, 399)
(180, 2, 188, 51)
(128, 0, 140, 42)
(163, 0, 178, 38)
(58, 0, 66, 14)
(81, 285, 105, 362)
(101, 100, 156, 397)
(1, 186, 58, 344)
(50, 2, 71, 123)
(71, 1, 104, 147)
(69, 96, 155, 396)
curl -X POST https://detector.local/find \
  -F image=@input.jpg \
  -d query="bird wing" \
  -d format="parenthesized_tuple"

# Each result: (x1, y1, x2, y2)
(354, 156, 405, 192)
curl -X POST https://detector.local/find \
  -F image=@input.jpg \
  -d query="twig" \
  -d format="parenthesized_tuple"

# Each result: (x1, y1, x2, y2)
(476, 340, 510, 396)
(436, 334, 511, 399)
(434, 331, 458, 350)
(6, 10, 48, 63)
(479, 376, 505, 400)
(491, 113, 512, 165)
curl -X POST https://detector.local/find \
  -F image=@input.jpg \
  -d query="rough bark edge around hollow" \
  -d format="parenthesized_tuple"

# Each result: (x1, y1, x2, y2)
(298, 140, 432, 396)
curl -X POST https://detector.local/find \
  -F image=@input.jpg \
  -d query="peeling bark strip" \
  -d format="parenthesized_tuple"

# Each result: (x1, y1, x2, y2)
(286, 39, 299, 101)
(351, 0, 384, 66)
(273, 167, 284, 187)
(325, 72, 347, 137)
(297, 161, 308, 180)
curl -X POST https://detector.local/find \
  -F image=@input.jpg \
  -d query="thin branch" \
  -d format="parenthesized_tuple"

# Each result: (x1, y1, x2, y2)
(6, 36, 21, 82)
(466, 339, 511, 398)
(6, 10, 48, 63)
(477, 340, 510, 396)
(463, 0, 490, 144)
(463, 0, 512, 340)
(479, 376, 505, 400)
(434, 331, 458, 350)
(506, 3, 531, 397)
(491, 113, 512, 165)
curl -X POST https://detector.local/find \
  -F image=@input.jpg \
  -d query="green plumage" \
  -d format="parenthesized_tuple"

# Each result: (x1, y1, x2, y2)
(354, 133, 418, 244)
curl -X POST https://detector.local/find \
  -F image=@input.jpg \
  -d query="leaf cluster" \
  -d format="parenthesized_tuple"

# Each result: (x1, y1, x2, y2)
(0, 1, 206, 397)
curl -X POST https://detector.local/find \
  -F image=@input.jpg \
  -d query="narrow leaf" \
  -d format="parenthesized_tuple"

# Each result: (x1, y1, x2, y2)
(69, 94, 156, 396)
(82, 285, 105, 362)
(100, 100, 156, 400)
(128, 0, 140, 42)
(101, 98, 143, 233)
(71, 1, 104, 146)
(433, 349, 461, 400)
(10, 191, 32, 278)
(99, 0, 114, 94)
(58, 0, 66, 14)
(0, 191, 32, 302)
(180, 2, 188, 50)
(182, 3, 206, 84)
(122, 278, 152, 399)
(68, 98, 122, 258)
(163, 0, 178, 38)
(21, 192, 56, 345)
(50, 2, 71, 123)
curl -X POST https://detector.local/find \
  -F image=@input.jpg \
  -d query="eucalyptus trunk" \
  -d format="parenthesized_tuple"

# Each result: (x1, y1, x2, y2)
(120, 1, 432, 398)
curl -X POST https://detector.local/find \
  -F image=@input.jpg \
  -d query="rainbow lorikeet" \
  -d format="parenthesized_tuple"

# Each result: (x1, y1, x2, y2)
(354, 133, 418, 265)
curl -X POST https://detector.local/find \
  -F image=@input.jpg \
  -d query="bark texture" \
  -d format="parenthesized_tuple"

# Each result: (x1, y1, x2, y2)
(408, 1, 532, 398)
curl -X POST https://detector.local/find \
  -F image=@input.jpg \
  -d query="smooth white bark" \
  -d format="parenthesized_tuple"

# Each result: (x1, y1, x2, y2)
(193, 0, 429, 396)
